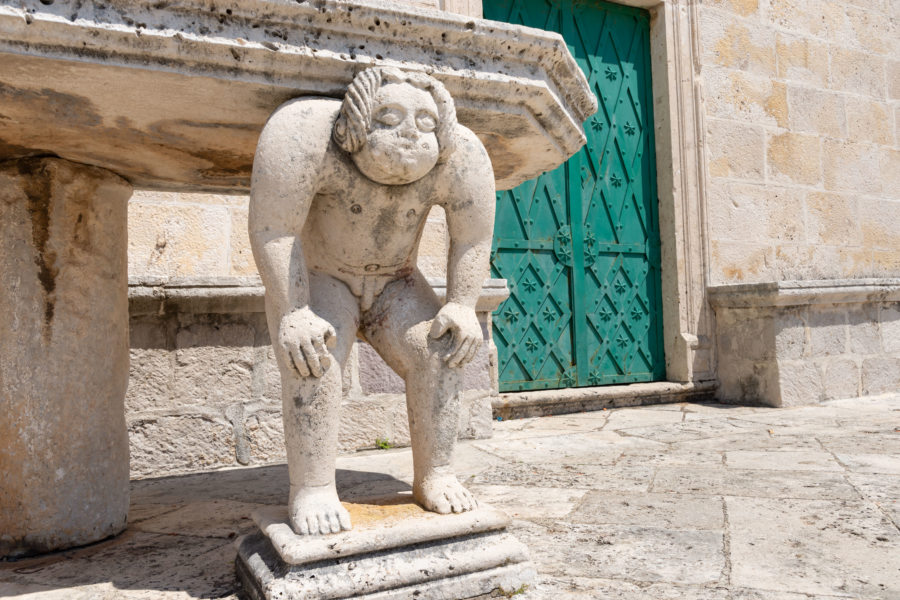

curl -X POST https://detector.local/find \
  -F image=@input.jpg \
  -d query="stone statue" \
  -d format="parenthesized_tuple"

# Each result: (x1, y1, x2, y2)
(249, 67, 495, 536)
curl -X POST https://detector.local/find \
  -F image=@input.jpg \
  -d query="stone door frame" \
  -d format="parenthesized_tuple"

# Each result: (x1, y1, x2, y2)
(641, 0, 715, 383)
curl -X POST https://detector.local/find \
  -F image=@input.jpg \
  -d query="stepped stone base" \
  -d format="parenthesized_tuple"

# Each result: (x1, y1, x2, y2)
(235, 496, 534, 600)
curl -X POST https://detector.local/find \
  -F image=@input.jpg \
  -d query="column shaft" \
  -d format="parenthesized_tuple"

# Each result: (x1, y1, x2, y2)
(0, 157, 132, 557)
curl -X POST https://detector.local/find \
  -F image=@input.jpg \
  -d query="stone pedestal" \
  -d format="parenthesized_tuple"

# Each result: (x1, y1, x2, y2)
(0, 157, 132, 557)
(236, 497, 535, 600)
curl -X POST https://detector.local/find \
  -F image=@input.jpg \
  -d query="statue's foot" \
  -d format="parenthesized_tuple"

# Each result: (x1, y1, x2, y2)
(413, 472, 478, 514)
(289, 485, 352, 535)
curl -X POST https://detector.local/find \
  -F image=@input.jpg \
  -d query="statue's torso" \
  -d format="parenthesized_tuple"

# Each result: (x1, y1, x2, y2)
(301, 153, 441, 305)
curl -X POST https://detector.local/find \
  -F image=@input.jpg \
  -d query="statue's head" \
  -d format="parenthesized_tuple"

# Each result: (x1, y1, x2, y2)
(333, 67, 457, 185)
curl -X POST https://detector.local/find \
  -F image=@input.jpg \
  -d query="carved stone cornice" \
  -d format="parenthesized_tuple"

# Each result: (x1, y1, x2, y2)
(0, 0, 596, 191)
(708, 279, 900, 309)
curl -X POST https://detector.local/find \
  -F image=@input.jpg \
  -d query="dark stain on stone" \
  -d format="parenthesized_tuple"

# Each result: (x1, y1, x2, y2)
(145, 119, 257, 178)
(373, 206, 397, 250)
(17, 159, 59, 340)
(474, 131, 516, 181)
(0, 83, 103, 129)
(0, 139, 57, 162)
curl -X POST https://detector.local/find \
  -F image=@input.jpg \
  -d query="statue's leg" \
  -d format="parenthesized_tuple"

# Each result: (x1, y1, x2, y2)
(274, 271, 359, 535)
(363, 272, 477, 514)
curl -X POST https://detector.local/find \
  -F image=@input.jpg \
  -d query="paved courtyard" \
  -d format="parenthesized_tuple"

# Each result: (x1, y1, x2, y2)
(1, 395, 898, 599)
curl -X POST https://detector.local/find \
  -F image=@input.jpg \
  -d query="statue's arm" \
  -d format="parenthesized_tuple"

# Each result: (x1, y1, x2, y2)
(249, 98, 339, 377)
(442, 126, 496, 308)
(430, 126, 496, 367)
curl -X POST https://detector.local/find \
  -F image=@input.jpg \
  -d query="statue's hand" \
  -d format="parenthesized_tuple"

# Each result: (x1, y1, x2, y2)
(429, 302, 482, 368)
(278, 308, 337, 378)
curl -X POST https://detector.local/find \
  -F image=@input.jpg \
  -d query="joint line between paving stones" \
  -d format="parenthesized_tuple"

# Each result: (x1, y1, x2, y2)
(468, 442, 518, 464)
(720, 496, 733, 587)
(646, 464, 660, 494)
(816, 436, 900, 534)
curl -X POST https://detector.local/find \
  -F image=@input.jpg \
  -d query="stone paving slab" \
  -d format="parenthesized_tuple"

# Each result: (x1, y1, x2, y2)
(568, 492, 725, 530)
(0, 395, 898, 599)
(727, 497, 900, 597)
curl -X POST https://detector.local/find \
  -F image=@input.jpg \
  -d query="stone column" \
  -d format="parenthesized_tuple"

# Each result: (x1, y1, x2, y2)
(0, 157, 132, 557)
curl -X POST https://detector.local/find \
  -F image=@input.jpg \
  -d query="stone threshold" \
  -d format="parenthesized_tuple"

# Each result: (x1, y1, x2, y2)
(708, 278, 900, 309)
(128, 276, 509, 315)
(492, 380, 717, 420)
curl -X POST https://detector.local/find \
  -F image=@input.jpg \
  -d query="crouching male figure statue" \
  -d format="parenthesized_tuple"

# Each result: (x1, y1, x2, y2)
(249, 67, 495, 535)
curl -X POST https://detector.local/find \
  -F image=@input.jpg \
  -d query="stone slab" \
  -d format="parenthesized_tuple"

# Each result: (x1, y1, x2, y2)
(569, 492, 725, 530)
(727, 496, 900, 597)
(466, 484, 587, 520)
(132, 499, 261, 539)
(725, 450, 843, 472)
(0, 0, 596, 192)
(252, 500, 510, 565)
(651, 467, 860, 500)
(0, 531, 235, 597)
(493, 381, 716, 419)
(472, 430, 662, 465)
(536, 577, 731, 600)
(835, 453, 900, 474)
(469, 461, 656, 493)
(510, 520, 724, 585)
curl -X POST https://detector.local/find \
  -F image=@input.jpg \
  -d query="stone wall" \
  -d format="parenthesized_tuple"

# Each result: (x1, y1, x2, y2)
(125, 193, 459, 478)
(126, 279, 498, 478)
(699, 0, 899, 284)
(128, 192, 450, 281)
(710, 280, 900, 406)
(698, 1, 899, 406)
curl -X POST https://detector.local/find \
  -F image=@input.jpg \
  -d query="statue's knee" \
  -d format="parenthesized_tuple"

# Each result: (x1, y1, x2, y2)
(403, 331, 447, 369)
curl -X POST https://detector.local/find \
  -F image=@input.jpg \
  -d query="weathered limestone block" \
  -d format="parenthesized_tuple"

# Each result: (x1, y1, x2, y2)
(0, 157, 132, 557)
(710, 280, 900, 407)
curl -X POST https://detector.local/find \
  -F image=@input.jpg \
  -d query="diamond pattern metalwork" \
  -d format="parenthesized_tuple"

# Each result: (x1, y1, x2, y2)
(487, 0, 664, 391)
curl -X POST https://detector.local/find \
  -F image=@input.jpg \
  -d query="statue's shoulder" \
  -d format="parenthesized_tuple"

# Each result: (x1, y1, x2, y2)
(444, 123, 492, 178)
(258, 97, 340, 151)
(450, 123, 482, 147)
(266, 96, 342, 127)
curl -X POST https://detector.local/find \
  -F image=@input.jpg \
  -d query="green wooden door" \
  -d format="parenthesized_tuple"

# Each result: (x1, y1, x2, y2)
(487, 0, 665, 392)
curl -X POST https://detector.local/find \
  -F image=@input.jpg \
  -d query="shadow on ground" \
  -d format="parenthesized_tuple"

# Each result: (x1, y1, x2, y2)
(0, 465, 410, 599)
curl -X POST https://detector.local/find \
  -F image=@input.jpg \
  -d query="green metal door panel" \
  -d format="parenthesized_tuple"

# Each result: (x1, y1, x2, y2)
(488, 0, 664, 392)
(491, 165, 577, 391)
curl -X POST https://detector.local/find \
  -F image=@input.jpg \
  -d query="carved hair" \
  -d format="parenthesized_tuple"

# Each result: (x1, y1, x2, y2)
(333, 67, 457, 163)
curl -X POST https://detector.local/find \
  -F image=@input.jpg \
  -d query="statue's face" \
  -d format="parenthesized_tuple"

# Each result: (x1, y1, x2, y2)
(351, 82, 440, 185)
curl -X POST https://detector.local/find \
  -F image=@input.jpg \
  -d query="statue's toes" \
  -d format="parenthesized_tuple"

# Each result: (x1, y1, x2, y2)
(297, 517, 311, 535)
(449, 491, 466, 513)
(337, 507, 352, 531)
(306, 515, 321, 536)
(328, 510, 346, 533)
(432, 492, 453, 514)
